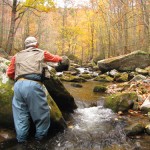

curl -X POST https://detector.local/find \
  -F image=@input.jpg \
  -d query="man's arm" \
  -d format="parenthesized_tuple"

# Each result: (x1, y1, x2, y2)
(44, 51, 62, 62)
(6, 56, 15, 80)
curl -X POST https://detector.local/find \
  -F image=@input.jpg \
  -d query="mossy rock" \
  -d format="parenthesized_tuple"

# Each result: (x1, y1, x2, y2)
(115, 72, 129, 82)
(135, 68, 148, 75)
(0, 57, 66, 130)
(68, 66, 80, 75)
(104, 92, 137, 112)
(125, 123, 145, 136)
(145, 66, 150, 76)
(93, 85, 107, 93)
(60, 74, 87, 83)
(94, 74, 114, 82)
(71, 83, 83, 88)
(145, 124, 150, 135)
(0, 78, 66, 130)
(0, 79, 14, 127)
(140, 107, 150, 113)
(79, 74, 93, 80)
(43, 75, 77, 113)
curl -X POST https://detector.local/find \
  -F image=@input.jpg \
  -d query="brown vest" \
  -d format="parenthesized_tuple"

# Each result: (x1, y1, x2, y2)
(15, 47, 45, 79)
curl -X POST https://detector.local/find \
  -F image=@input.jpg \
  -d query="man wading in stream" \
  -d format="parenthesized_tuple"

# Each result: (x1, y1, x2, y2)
(6, 36, 62, 143)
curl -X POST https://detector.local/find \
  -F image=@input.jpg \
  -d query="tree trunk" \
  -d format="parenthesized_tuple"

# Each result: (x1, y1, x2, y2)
(123, 0, 129, 54)
(22, 11, 30, 49)
(90, 22, 94, 59)
(61, 1, 68, 55)
(37, 16, 42, 45)
(107, 4, 111, 57)
(6, 0, 17, 54)
(140, 0, 149, 52)
(0, 0, 4, 47)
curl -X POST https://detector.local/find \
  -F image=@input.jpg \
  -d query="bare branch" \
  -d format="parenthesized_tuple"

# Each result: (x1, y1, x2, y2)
(3, 0, 12, 8)
(29, 9, 41, 17)
(15, 8, 28, 21)
(14, 12, 25, 34)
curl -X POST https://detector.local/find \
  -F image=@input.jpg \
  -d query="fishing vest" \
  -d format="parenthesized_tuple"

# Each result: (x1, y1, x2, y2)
(15, 47, 45, 79)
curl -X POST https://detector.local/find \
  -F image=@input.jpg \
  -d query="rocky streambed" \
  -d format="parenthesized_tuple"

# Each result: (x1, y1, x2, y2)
(0, 50, 150, 149)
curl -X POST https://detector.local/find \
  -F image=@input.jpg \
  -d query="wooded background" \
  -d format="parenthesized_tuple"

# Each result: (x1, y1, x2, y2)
(0, 0, 149, 63)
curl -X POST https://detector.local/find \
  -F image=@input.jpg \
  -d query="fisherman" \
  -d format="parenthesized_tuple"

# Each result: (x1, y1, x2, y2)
(7, 36, 62, 143)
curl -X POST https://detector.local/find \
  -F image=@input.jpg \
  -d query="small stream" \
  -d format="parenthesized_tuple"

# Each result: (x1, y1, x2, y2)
(0, 80, 149, 150)
(46, 106, 130, 150)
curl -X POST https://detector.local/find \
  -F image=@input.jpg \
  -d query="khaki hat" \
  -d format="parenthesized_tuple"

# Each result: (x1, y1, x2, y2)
(25, 36, 38, 47)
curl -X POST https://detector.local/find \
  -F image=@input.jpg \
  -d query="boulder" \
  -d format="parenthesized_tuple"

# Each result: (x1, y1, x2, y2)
(97, 50, 150, 72)
(145, 124, 150, 135)
(108, 69, 120, 77)
(93, 85, 107, 93)
(0, 77, 66, 130)
(55, 56, 70, 72)
(79, 73, 93, 80)
(130, 74, 147, 82)
(68, 66, 80, 75)
(135, 68, 149, 75)
(125, 123, 145, 136)
(104, 92, 137, 112)
(94, 74, 114, 82)
(70, 83, 83, 88)
(60, 74, 87, 83)
(145, 66, 150, 76)
(115, 72, 129, 82)
(0, 56, 75, 130)
(43, 76, 77, 113)
(140, 95, 150, 113)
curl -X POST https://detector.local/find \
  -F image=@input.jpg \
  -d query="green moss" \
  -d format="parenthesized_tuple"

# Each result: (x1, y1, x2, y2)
(94, 74, 114, 82)
(47, 95, 62, 121)
(93, 85, 107, 93)
(79, 74, 93, 79)
(0, 81, 13, 104)
(60, 74, 86, 82)
(0, 77, 63, 127)
(0, 80, 14, 127)
(115, 73, 128, 82)
(125, 123, 145, 136)
(5, 62, 10, 66)
(104, 92, 137, 112)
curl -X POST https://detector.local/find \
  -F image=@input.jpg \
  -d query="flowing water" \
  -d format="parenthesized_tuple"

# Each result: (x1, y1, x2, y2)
(46, 106, 130, 150)
(0, 81, 148, 150)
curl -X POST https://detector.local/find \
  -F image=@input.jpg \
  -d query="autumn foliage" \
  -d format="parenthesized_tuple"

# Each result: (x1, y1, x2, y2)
(0, 0, 149, 62)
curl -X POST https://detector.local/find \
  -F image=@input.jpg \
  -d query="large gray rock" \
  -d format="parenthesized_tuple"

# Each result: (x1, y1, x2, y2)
(98, 50, 150, 72)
